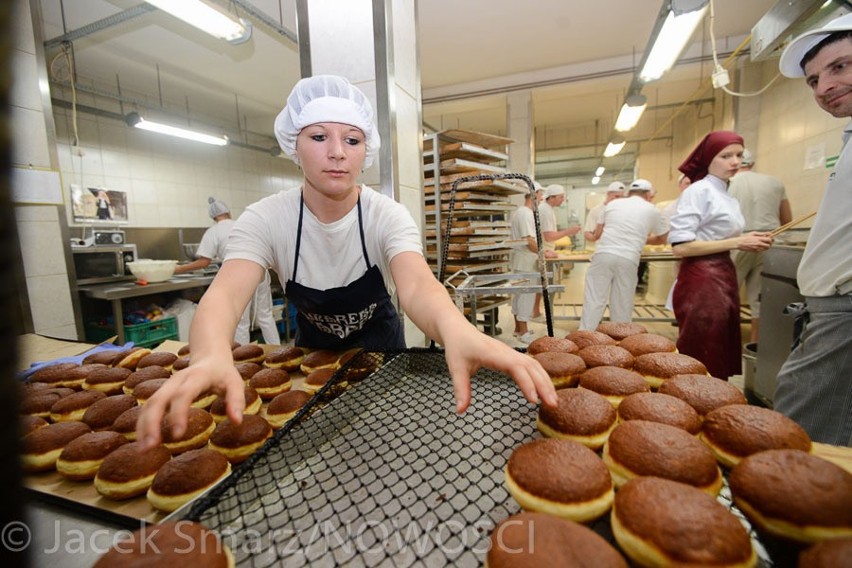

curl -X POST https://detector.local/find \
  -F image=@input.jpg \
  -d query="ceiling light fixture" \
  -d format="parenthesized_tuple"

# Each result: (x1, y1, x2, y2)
(591, 176, 601, 185)
(125, 112, 229, 146)
(639, 2, 708, 83)
(614, 94, 647, 132)
(603, 138, 626, 158)
(595, 166, 606, 177)
(144, 0, 252, 44)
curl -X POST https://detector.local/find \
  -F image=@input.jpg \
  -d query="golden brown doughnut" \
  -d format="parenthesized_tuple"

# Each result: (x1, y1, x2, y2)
(114, 347, 152, 370)
(565, 329, 617, 349)
(337, 349, 381, 382)
(266, 390, 312, 429)
(82, 394, 138, 431)
(160, 407, 215, 454)
(82, 350, 122, 366)
(578, 366, 649, 407)
(612, 477, 756, 568)
(110, 406, 144, 441)
(303, 368, 339, 394)
(92, 521, 234, 568)
(56, 431, 129, 481)
(300, 349, 341, 375)
(798, 538, 852, 567)
(531, 352, 586, 389)
(232, 344, 265, 364)
(208, 414, 272, 464)
(617, 392, 702, 434)
(235, 362, 263, 382)
(527, 336, 579, 356)
(603, 420, 722, 495)
(729, 449, 852, 544)
(618, 333, 677, 357)
(132, 378, 168, 404)
(147, 449, 232, 513)
(577, 345, 634, 369)
(29, 362, 80, 385)
(122, 365, 171, 395)
(263, 346, 308, 372)
(633, 352, 707, 389)
(505, 438, 613, 523)
(177, 343, 191, 356)
(49, 390, 107, 422)
(83, 366, 132, 396)
(701, 405, 812, 468)
(658, 373, 747, 418)
(94, 441, 171, 500)
(248, 368, 292, 400)
(172, 355, 191, 371)
(22, 421, 92, 472)
(537, 388, 617, 450)
(136, 351, 178, 372)
(209, 386, 261, 423)
(20, 388, 75, 419)
(51, 363, 108, 390)
(596, 322, 647, 341)
(486, 512, 628, 567)
(21, 415, 48, 436)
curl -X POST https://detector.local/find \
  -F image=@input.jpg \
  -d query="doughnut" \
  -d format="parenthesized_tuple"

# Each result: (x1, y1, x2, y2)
(303, 368, 339, 394)
(21, 421, 92, 472)
(49, 390, 107, 422)
(21, 415, 48, 436)
(248, 368, 292, 400)
(20, 388, 75, 419)
(263, 346, 308, 372)
(578, 366, 649, 407)
(209, 386, 261, 423)
(136, 351, 178, 372)
(577, 345, 634, 369)
(147, 448, 232, 513)
(612, 477, 756, 568)
(603, 420, 722, 495)
(56, 431, 129, 481)
(633, 352, 707, 389)
(82, 394, 138, 431)
(337, 349, 381, 382)
(122, 365, 171, 395)
(531, 352, 586, 389)
(132, 378, 168, 404)
(617, 392, 702, 434)
(300, 349, 341, 375)
(564, 329, 617, 349)
(232, 344, 265, 364)
(729, 449, 852, 544)
(82, 350, 122, 366)
(618, 333, 677, 357)
(29, 362, 79, 385)
(658, 373, 747, 418)
(46, 363, 108, 390)
(798, 538, 852, 567)
(235, 361, 263, 382)
(505, 438, 613, 523)
(94, 441, 171, 500)
(114, 347, 152, 370)
(20, 381, 52, 395)
(83, 366, 132, 396)
(111, 406, 144, 441)
(527, 336, 579, 356)
(536, 388, 616, 450)
(701, 405, 812, 468)
(266, 390, 312, 429)
(177, 344, 191, 356)
(486, 512, 627, 567)
(596, 322, 647, 341)
(172, 355, 191, 371)
(92, 521, 234, 568)
(161, 407, 215, 454)
(208, 414, 272, 464)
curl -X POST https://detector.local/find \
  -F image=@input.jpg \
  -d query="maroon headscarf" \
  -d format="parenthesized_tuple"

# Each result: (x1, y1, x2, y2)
(678, 130, 744, 182)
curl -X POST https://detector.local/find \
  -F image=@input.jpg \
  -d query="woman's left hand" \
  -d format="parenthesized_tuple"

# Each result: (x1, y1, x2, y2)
(737, 231, 773, 252)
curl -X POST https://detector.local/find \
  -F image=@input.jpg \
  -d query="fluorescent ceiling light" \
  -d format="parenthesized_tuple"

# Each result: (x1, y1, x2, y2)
(595, 166, 606, 177)
(591, 176, 601, 185)
(603, 138, 626, 158)
(614, 94, 647, 132)
(145, 0, 251, 44)
(639, 5, 708, 83)
(126, 112, 229, 146)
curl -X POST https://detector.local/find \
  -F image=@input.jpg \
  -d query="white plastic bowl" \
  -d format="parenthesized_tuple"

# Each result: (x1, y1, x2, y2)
(126, 259, 178, 283)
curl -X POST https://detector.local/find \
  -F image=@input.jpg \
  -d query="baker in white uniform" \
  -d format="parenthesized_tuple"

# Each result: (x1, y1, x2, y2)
(583, 181, 625, 247)
(538, 184, 580, 252)
(509, 191, 541, 343)
(579, 179, 667, 330)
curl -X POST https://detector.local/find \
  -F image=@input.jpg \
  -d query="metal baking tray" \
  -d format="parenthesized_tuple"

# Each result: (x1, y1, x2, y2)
(180, 350, 792, 567)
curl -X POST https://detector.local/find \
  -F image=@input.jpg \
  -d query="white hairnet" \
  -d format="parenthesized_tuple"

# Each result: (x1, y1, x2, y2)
(544, 184, 565, 198)
(208, 196, 230, 219)
(274, 75, 381, 168)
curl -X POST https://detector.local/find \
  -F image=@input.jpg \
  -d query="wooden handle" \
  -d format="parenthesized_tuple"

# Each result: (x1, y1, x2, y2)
(769, 211, 816, 238)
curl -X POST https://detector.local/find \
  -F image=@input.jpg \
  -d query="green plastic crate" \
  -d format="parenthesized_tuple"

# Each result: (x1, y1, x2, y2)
(85, 316, 179, 348)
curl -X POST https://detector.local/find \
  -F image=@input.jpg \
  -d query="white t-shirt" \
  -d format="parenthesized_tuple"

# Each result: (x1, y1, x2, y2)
(196, 219, 235, 261)
(728, 171, 788, 231)
(509, 205, 537, 271)
(668, 175, 745, 244)
(225, 185, 423, 295)
(595, 196, 665, 264)
(584, 203, 605, 234)
(538, 201, 557, 233)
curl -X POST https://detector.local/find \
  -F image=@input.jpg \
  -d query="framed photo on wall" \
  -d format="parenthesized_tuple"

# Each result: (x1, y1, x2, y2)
(70, 185, 128, 224)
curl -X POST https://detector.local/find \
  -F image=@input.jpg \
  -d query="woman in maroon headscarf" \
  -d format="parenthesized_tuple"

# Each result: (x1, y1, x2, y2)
(668, 131, 773, 380)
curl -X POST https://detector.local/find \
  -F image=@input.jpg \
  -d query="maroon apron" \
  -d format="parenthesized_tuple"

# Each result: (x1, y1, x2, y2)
(672, 252, 742, 380)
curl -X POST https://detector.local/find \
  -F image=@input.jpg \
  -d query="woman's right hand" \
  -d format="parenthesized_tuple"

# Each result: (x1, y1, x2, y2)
(737, 231, 773, 252)
(136, 354, 246, 449)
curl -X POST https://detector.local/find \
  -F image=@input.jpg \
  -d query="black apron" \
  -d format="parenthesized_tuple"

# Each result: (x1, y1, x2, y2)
(284, 192, 406, 351)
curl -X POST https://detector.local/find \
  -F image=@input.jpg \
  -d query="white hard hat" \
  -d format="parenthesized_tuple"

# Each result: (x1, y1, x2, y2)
(606, 181, 626, 193)
(274, 75, 381, 168)
(629, 179, 653, 191)
(544, 184, 565, 198)
(740, 149, 754, 166)
(779, 13, 852, 78)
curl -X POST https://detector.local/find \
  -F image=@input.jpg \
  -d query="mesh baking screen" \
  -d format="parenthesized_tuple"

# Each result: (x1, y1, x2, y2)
(184, 350, 787, 567)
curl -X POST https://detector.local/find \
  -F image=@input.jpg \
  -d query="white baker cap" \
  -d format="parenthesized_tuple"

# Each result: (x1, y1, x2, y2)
(208, 196, 229, 218)
(740, 149, 754, 166)
(607, 181, 626, 194)
(779, 13, 852, 78)
(629, 178, 653, 191)
(273, 75, 381, 168)
(544, 184, 565, 198)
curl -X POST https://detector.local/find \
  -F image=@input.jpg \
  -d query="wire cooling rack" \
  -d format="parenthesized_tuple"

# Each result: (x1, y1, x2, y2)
(184, 350, 790, 567)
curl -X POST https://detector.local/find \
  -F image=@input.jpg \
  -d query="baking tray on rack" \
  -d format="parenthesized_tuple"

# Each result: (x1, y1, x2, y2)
(179, 349, 798, 567)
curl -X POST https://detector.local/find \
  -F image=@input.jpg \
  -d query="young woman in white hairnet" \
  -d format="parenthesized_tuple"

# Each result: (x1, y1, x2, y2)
(137, 75, 557, 447)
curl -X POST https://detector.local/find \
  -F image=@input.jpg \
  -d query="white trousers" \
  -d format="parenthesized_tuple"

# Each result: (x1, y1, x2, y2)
(235, 270, 281, 345)
(511, 252, 538, 321)
(579, 252, 638, 330)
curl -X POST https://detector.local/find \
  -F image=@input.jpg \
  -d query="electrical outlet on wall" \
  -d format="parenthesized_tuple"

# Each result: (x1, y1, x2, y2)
(72, 146, 85, 157)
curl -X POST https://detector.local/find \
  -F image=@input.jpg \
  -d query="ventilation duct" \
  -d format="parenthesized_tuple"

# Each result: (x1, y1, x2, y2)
(750, 0, 850, 61)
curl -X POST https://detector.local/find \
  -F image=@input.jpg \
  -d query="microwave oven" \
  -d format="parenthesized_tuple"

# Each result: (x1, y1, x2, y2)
(72, 244, 138, 285)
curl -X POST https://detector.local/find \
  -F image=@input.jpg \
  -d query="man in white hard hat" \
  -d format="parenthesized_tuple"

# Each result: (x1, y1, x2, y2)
(583, 181, 625, 245)
(175, 197, 280, 345)
(579, 179, 667, 331)
(774, 13, 852, 446)
(728, 149, 793, 344)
